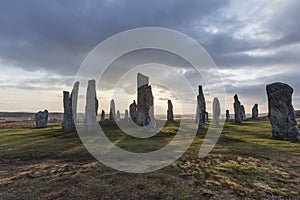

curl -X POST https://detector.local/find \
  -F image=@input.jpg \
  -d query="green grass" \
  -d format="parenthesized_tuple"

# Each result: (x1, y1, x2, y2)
(0, 119, 299, 199)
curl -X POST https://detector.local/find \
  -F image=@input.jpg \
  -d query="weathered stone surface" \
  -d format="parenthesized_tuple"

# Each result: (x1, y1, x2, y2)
(167, 100, 174, 121)
(205, 112, 209, 122)
(226, 110, 230, 122)
(109, 99, 116, 120)
(84, 80, 98, 131)
(266, 82, 299, 139)
(252, 104, 259, 119)
(62, 82, 79, 131)
(136, 73, 155, 127)
(35, 110, 48, 128)
(116, 110, 120, 121)
(100, 110, 105, 122)
(212, 98, 221, 127)
(234, 94, 242, 123)
(196, 85, 206, 129)
(240, 105, 246, 121)
(129, 100, 137, 122)
(124, 109, 129, 121)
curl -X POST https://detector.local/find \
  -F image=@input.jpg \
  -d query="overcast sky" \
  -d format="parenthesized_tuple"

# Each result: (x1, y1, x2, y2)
(0, 0, 299, 115)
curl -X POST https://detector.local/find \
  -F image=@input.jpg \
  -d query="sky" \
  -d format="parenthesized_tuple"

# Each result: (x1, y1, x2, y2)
(0, 0, 299, 115)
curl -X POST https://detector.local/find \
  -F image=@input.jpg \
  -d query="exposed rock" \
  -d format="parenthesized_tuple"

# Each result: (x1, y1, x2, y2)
(129, 100, 137, 122)
(226, 110, 230, 122)
(84, 80, 98, 131)
(205, 112, 209, 122)
(62, 82, 79, 131)
(35, 110, 48, 128)
(136, 73, 155, 128)
(196, 85, 206, 128)
(116, 110, 120, 121)
(234, 94, 242, 123)
(100, 110, 105, 122)
(252, 104, 259, 119)
(109, 99, 116, 120)
(167, 100, 174, 121)
(124, 109, 129, 121)
(266, 82, 299, 139)
(240, 105, 246, 121)
(212, 98, 221, 127)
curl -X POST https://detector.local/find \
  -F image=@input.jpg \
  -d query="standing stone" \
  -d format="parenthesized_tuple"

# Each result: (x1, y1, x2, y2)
(212, 98, 221, 127)
(100, 110, 105, 122)
(205, 112, 209, 122)
(124, 109, 129, 121)
(234, 94, 242, 123)
(252, 104, 259, 119)
(167, 100, 174, 121)
(85, 80, 98, 131)
(240, 105, 246, 121)
(129, 100, 138, 122)
(62, 82, 79, 131)
(136, 73, 155, 127)
(35, 110, 48, 128)
(266, 82, 299, 139)
(226, 110, 230, 122)
(109, 99, 116, 120)
(196, 85, 206, 128)
(116, 110, 120, 121)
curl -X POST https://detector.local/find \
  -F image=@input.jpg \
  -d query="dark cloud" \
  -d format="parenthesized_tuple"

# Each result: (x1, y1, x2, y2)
(0, 0, 229, 75)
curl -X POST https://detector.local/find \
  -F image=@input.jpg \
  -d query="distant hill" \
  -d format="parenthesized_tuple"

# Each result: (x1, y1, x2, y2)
(0, 112, 63, 120)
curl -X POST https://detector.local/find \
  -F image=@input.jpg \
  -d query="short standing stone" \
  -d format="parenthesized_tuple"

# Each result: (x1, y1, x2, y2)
(109, 99, 116, 120)
(100, 110, 105, 122)
(124, 109, 129, 121)
(226, 110, 230, 122)
(84, 80, 98, 131)
(234, 94, 242, 123)
(252, 104, 259, 119)
(212, 98, 221, 127)
(167, 100, 174, 121)
(196, 85, 206, 128)
(129, 100, 137, 122)
(240, 105, 246, 121)
(266, 82, 299, 139)
(116, 110, 120, 121)
(35, 110, 48, 128)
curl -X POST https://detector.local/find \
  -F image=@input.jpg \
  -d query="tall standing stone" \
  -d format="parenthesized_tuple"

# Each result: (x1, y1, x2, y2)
(167, 100, 174, 121)
(252, 104, 259, 119)
(136, 73, 155, 127)
(240, 105, 246, 121)
(109, 99, 116, 120)
(62, 82, 79, 131)
(226, 110, 230, 122)
(212, 98, 221, 127)
(100, 110, 105, 122)
(85, 80, 98, 131)
(35, 110, 48, 128)
(266, 82, 299, 139)
(234, 94, 242, 123)
(124, 109, 129, 121)
(196, 85, 206, 129)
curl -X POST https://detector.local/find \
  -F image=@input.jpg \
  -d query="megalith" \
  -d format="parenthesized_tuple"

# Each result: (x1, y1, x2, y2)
(234, 94, 242, 123)
(212, 97, 221, 127)
(167, 100, 174, 121)
(196, 85, 206, 128)
(226, 110, 230, 122)
(252, 104, 259, 119)
(35, 110, 48, 128)
(266, 82, 299, 139)
(109, 99, 116, 120)
(84, 80, 98, 131)
(100, 109, 105, 122)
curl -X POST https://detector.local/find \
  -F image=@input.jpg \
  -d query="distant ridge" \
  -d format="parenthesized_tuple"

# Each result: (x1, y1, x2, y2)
(0, 112, 63, 119)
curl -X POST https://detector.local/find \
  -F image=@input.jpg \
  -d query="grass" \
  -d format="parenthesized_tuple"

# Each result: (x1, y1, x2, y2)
(0, 119, 299, 199)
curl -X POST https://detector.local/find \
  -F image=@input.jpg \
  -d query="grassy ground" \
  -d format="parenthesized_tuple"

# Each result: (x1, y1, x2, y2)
(0, 119, 299, 199)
